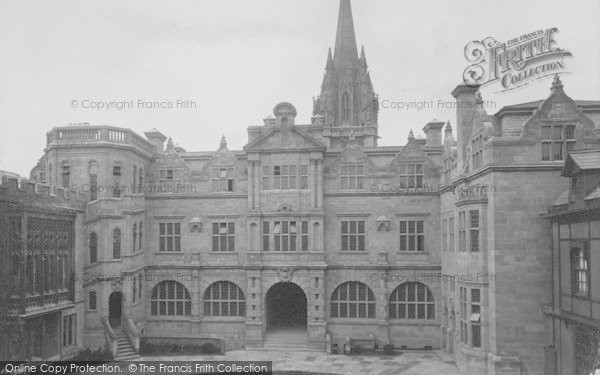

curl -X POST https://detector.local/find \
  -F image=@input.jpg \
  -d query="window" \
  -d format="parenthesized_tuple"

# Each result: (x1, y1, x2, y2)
(138, 167, 144, 193)
(159, 169, 180, 181)
(273, 221, 298, 251)
(301, 221, 309, 251)
(300, 165, 309, 189)
(458, 211, 466, 252)
(342, 92, 350, 123)
(139, 222, 143, 251)
(273, 165, 297, 190)
(340, 164, 364, 190)
(443, 157, 453, 185)
(138, 274, 143, 300)
(330, 282, 375, 318)
(203, 281, 246, 317)
(262, 222, 270, 251)
(61, 163, 70, 188)
(112, 163, 122, 197)
(112, 228, 121, 259)
(571, 174, 585, 202)
(89, 163, 98, 201)
(399, 220, 425, 252)
(449, 217, 455, 252)
(133, 277, 137, 303)
(150, 281, 191, 316)
(389, 282, 435, 320)
(470, 210, 479, 252)
(472, 134, 484, 169)
(460, 287, 468, 344)
(341, 220, 366, 251)
(212, 167, 234, 192)
(62, 314, 76, 347)
(88, 291, 97, 310)
(471, 289, 481, 348)
(399, 164, 424, 188)
(89, 233, 97, 263)
(133, 224, 137, 252)
(212, 222, 235, 252)
(48, 163, 53, 184)
(442, 219, 447, 252)
(261, 166, 270, 190)
(571, 244, 590, 297)
(159, 223, 181, 252)
(541, 124, 576, 161)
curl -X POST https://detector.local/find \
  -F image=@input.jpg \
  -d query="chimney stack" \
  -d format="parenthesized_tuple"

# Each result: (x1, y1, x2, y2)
(422, 119, 445, 146)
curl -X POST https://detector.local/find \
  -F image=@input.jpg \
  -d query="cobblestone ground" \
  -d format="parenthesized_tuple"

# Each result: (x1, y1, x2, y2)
(142, 350, 459, 375)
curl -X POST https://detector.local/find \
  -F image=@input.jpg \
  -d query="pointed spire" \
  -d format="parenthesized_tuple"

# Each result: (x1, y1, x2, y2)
(408, 129, 415, 140)
(334, 0, 359, 70)
(359, 45, 367, 67)
(219, 135, 227, 150)
(551, 74, 563, 91)
(326, 47, 334, 70)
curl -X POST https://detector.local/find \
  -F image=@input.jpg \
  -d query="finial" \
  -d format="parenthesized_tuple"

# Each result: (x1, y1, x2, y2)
(445, 120, 452, 132)
(475, 90, 483, 103)
(552, 74, 563, 90)
(326, 48, 334, 69)
(166, 137, 174, 152)
(408, 129, 415, 140)
(219, 135, 227, 150)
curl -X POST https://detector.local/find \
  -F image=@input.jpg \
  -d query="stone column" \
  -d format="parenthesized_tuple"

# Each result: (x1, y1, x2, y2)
(309, 160, 316, 209)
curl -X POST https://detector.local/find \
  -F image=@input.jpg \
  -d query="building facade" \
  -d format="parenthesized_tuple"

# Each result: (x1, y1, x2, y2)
(545, 149, 600, 375)
(1, 1, 599, 374)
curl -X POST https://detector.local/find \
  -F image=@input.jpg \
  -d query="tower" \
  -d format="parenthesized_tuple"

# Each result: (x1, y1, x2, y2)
(313, 0, 379, 148)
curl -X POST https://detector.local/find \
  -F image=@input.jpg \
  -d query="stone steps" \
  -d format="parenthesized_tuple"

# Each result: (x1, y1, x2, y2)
(113, 330, 140, 361)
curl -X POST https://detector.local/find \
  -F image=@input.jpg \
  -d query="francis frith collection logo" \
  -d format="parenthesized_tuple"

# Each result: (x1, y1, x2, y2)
(463, 27, 572, 91)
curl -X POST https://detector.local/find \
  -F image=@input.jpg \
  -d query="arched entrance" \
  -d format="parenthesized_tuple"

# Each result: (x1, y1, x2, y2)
(265, 282, 307, 331)
(108, 292, 122, 328)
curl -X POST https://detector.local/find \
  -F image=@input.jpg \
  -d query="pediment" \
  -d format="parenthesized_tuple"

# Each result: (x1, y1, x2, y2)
(327, 143, 376, 175)
(243, 126, 326, 152)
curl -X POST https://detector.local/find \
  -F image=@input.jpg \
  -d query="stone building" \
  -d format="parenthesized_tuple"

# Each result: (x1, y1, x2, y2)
(544, 149, 600, 375)
(0, 176, 86, 360)
(0, 0, 598, 373)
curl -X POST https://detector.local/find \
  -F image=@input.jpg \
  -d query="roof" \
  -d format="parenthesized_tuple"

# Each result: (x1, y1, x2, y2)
(552, 190, 569, 207)
(563, 149, 600, 176)
(585, 186, 600, 201)
(495, 99, 600, 117)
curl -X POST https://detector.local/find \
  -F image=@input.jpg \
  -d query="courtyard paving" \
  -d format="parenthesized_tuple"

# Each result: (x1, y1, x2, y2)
(142, 349, 459, 375)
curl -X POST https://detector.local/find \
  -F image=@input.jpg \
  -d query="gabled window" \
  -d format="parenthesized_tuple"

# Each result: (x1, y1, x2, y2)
(399, 164, 424, 188)
(541, 124, 576, 161)
(340, 164, 364, 190)
(212, 167, 234, 192)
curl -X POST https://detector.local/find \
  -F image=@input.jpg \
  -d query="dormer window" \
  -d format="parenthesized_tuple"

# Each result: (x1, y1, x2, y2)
(212, 167, 234, 192)
(541, 124, 576, 161)
(570, 174, 585, 202)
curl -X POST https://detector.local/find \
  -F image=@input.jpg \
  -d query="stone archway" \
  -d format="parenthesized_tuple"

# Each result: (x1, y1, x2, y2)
(265, 282, 307, 331)
(108, 291, 123, 328)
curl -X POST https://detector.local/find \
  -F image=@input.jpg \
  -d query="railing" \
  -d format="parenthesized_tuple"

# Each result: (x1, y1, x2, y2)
(123, 316, 141, 353)
(48, 126, 155, 155)
(101, 317, 118, 359)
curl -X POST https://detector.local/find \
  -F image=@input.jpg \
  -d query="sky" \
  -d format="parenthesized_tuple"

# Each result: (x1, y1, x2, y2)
(1, 0, 599, 176)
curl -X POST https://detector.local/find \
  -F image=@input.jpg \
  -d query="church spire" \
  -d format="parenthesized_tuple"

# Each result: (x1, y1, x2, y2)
(334, 0, 359, 70)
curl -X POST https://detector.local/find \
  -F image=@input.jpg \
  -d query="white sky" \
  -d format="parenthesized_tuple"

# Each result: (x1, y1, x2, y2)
(1, 0, 599, 176)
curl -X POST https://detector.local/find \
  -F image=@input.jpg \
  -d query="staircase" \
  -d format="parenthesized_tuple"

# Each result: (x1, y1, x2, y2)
(254, 328, 321, 352)
(114, 329, 140, 361)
